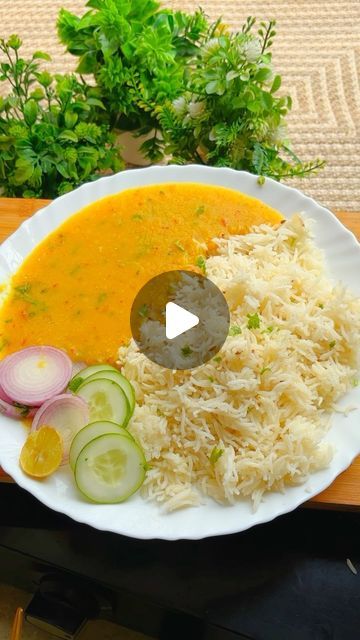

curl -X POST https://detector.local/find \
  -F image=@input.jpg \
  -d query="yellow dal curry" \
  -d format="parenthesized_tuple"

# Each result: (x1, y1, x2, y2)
(0, 183, 282, 363)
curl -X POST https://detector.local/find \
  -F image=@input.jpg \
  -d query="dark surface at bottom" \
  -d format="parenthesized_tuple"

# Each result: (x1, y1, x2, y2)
(0, 483, 359, 640)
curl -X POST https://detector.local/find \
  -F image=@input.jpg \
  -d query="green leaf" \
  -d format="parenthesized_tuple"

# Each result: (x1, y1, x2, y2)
(76, 51, 97, 74)
(271, 74, 282, 93)
(7, 34, 22, 50)
(86, 0, 103, 8)
(36, 71, 53, 87)
(14, 159, 34, 184)
(247, 312, 261, 329)
(209, 446, 224, 465)
(196, 255, 206, 274)
(64, 111, 78, 128)
(226, 70, 239, 82)
(174, 240, 185, 252)
(57, 162, 71, 179)
(23, 100, 38, 126)
(32, 51, 51, 61)
(260, 366, 271, 375)
(12, 401, 30, 416)
(247, 101, 261, 113)
(260, 91, 273, 111)
(252, 144, 265, 174)
(86, 97, 106, 109)
(255, 67, 272, 83)
(229, 325, 242, 336)
(205, 80, 220, 94)
(30, 88, 45, 101)
(59, 130, 79, 142)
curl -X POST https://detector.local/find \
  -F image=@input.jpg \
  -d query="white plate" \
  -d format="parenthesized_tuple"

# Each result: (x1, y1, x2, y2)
(0, 166, 359, 540)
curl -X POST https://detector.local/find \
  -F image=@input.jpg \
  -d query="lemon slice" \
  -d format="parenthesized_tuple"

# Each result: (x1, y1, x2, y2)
(20, 426, 63, 478)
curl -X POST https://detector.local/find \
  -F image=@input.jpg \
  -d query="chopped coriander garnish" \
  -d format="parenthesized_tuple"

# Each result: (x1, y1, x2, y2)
(132, 213, 143, 221)
(13, 282, 46, 311)
(14, 283, 31, 295)
(70, 265, 81, 277)
(267, 325, 274, 333)
(181, 345, 192, 357)
(12, 401, 31, 417)
(207, 376, 215, 383)
(0, 337, 8, 352)
(174, 240, 185, 252)
(352, 379, 359, 387)
(213, 355, 222, 363)
(97, 292, 108, 304)
(138, 303, 149, 318)
(195, 205, 205, 216)
(229, 324, 242, 336)
(142, 462, 153, 472)
(196, 255, 207, 274)
(318, 303, 324, 309)
(260, 366, 271, 375)
(209, 446, 224, 465)
(247, 312, 260, 330)
(329, 340, 336, 349)
(257, 175, 265, 186)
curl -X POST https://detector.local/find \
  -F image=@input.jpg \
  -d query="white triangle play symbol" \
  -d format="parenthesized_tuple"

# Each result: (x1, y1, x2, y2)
(165, 302, 199, 340)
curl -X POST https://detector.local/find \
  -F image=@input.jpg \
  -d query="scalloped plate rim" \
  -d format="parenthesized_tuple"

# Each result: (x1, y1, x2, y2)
(0, 165, 359, 541)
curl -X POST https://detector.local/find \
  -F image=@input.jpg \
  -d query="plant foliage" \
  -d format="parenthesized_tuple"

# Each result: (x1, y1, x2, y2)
(0, 35, 122, 198)
(158, 18, 325, 179)
(58, 0, 210, 159)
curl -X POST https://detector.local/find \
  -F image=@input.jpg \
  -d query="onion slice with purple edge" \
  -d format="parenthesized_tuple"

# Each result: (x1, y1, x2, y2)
(0, 362, 14, 403)
(0, 398, 36, 419)
(31, 393, 89, 463)
(0, 383, 13, 404)
(0, 346, 72, 406)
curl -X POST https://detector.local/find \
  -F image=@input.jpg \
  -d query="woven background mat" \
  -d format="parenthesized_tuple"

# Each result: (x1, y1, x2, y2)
(0, 0, 359, 212)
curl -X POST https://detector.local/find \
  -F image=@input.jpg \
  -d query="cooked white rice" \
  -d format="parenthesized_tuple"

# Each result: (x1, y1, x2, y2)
(118, 215, 360, 511)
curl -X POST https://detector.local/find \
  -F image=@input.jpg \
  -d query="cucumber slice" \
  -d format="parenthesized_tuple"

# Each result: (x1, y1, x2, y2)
(69, 420, 134, 471)
(86, 370, 135, 416)
(69, 364, 116, 393)
(76, 378, 130, 426)
(75, 433, 146, 503)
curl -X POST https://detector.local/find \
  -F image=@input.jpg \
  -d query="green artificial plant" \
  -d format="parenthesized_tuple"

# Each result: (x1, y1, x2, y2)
(158, 18, 325, 180)
(0, 35, 122, 198)
(58, 0, 211, 161)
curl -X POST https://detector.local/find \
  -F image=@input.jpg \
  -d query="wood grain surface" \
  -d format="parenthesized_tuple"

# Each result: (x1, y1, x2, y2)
(0, 197, 359, 509)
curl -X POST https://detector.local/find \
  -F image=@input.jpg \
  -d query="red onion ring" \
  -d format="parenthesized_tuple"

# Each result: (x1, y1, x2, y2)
(0, 398, 36, 419)
(31, 393, 89, 463)
(0, 346, 72, 406)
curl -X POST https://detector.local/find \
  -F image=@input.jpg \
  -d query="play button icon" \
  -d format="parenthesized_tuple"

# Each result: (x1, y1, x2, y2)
(165, 302, 199, 340)
(130, 270, 230, 370)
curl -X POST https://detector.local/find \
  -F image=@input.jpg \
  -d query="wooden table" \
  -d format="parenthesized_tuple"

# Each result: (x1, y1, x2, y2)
(0, 198, 359, 509)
